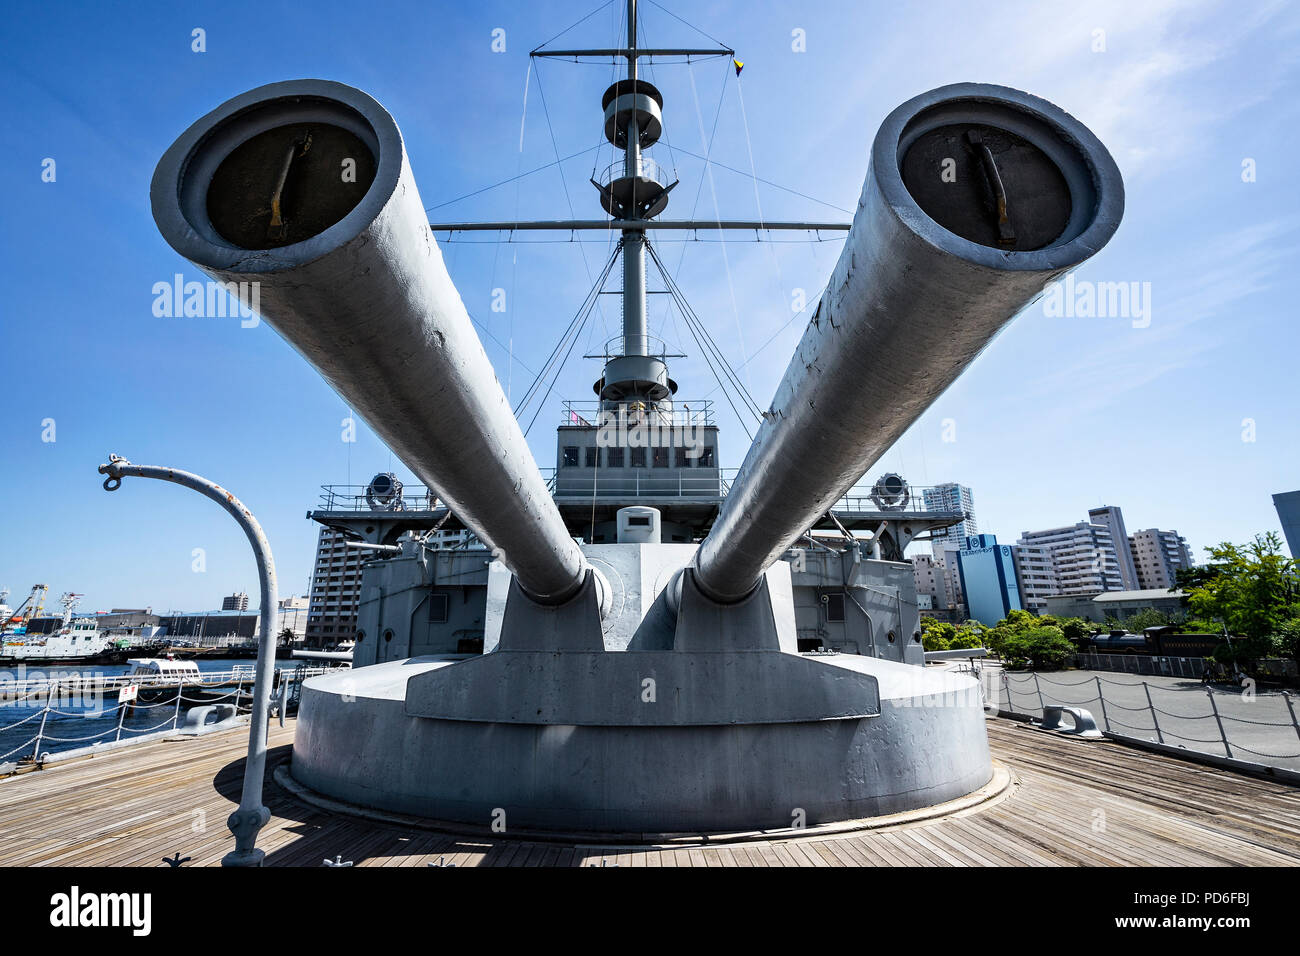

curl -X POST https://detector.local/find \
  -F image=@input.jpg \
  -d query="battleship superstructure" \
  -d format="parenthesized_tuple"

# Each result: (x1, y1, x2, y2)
(149, 2, 1122, 833)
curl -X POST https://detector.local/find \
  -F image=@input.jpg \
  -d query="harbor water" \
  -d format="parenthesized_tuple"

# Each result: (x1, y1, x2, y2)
(0, 658, 276, 762)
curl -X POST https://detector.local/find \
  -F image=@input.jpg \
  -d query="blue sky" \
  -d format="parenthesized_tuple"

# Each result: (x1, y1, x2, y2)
(2, 0, 1297, 613)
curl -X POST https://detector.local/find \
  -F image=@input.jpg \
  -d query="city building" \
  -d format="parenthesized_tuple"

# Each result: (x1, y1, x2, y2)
(1012, 543, 1058, 614)
(955, 534, 1023, 627)
(1275, 490, 1300, 559)
(1016, 521, 1124, 596)
(1128, 528, 1194, 590)
(1043, 588, 1189, 624)
(221, 591, 249, 611)
(277, 595, 311, 644)
(923, 483, 977, 549)
(306, 527, 367, 646)
(910, 553, 951, 620)
(1087, 506, 1139, 590)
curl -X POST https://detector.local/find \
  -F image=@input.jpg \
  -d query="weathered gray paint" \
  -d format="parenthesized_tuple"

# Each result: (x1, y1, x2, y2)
(150, 80, 586, 605)
(293, 653, 990, 833)
(294, 540, 992, 832)
(695, 83, 1125, 603)
(404, 650, 881, 725)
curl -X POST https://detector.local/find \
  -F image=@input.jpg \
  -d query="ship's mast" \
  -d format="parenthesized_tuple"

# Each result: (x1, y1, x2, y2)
(428, 5, 851, 406)
(622, 0, 646, 360)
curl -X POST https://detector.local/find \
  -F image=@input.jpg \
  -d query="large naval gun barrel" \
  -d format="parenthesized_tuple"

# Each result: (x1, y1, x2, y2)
(695, 84, 1124, 603)
(151, 80, 587, 604)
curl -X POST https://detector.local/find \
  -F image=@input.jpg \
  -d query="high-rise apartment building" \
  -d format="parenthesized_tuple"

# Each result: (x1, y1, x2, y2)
(923, 483, 977, 547)
(1128, 528, 1194, 590)
(221, 591, 249, 611)
(1016, 521, 1124, 596)
(910, 553, 950, 617)
(1012, 543, 1058, 614)
(306, 528, 368, 645)
(1087, 506, 1139, 590)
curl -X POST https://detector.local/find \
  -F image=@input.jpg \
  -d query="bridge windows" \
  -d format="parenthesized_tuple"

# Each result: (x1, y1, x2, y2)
(630, 447, 647, 468)
(562, 446, 580, 467)
(607, 447, 625, 467)
(652, 447, 669, 468)
(585, 447, 599, 468)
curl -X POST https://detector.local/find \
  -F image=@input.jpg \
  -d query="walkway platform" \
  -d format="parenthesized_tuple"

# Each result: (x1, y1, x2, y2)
(1, 719, 1297, 866)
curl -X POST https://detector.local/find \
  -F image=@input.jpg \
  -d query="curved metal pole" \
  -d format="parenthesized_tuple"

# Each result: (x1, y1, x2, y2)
(98, 455, 277, 867)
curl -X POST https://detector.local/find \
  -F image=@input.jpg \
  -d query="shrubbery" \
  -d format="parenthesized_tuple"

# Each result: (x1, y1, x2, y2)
(919, 617, 984, 652)
(982, 609, 1080, 670)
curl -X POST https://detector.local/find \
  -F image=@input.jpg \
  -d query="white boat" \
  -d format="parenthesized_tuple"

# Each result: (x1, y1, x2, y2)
(0, 593, 129, 663)
(126, 657, 203, 684)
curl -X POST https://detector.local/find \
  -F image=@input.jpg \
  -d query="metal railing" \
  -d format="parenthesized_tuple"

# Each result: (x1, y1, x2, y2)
(995, 667, 1300, 769)
(597, 156, 669, 188)
(1077, 651, 1298, 680)
(560, 399, 715, 427)
(551, 473, 724, 498)
(0, 665, 337, 765)
(317, 487, 442, 512)
(318, 469, 971, 524)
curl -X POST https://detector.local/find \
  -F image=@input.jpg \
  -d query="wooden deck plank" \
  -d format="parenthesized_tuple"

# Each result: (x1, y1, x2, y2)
(4, 717, 1299, 867)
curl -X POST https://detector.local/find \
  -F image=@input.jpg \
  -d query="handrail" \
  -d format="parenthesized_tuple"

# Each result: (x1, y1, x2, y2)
(315, 475, 976, 519)
(0, 665, 339, 766)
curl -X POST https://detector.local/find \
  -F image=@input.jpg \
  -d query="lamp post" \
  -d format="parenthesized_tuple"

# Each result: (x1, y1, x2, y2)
(98, 455, 277, 866)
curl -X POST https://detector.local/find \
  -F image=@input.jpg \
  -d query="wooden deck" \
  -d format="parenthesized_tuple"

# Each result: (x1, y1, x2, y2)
(2, 718, 1298, 866)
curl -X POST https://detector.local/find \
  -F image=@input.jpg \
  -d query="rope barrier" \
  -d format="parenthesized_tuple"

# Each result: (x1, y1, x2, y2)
(0, 710, 46, 733)
(0, 736, 39, 761)
(1157, 727, 1232, 745)
(119, 717, 180, 735)
(1096, 698, 1154, 712)
(40, 726, 120, 744)
(1215, 712, 1297, 727)
(46, 706, 115, 717)
(1225, 742, 1300, 760)
(121, 697, 179, 710)
(1102, 714, 1156, 733)
(1021, 674, 1099, 688)
(1150, 706, 1217, 720)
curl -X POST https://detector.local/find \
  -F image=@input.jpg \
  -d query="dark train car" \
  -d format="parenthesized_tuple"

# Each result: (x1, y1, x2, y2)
(1142, 626, 1221, 658)
(1086, 630, 1147, 653)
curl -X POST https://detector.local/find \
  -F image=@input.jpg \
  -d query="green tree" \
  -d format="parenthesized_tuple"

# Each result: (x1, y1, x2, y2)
(1185, 533, 1299, 641)
(1118, 607, 1183, 632)
(920, 617, 986, 652)
(999, 625, 1074, 670)
(920, 617, 955, 652)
